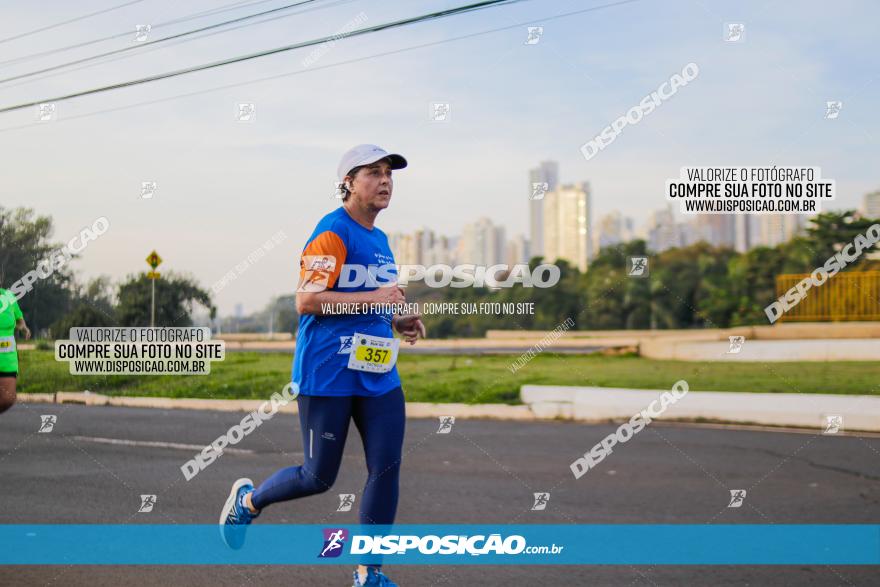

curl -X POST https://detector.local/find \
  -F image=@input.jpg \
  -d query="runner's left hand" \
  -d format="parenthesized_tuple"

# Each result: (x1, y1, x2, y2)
(395, 313, 426, 345)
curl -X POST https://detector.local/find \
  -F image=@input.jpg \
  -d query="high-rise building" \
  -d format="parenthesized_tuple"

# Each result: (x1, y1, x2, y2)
(679, 221, 699, 247)
(734, 215, 758, 253)
(528, 161, 559, 258)
(492, 224, 506, 266)
(445, 236, 460, 265)
(864, 190, 880, 220)
(543, 182, 592, 271)
(754, 214, 805, 247)
(391, 229, 455, 266)
(645, 207, 684, 252)
(432, 235, 453, 265)
(506, 234, 531, 266)
(389, 232, 418, 266)
(413, 228, 432, 265)
(459, 217, 506, 266)
(594, 211, 635, 253)
(693, 215, 737, 248)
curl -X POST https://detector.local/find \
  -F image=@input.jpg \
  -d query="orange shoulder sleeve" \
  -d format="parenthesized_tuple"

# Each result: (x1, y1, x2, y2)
(298, 231, 348, 292)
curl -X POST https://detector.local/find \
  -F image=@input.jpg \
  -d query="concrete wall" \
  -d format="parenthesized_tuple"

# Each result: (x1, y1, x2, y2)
(521, 385, 880, 431)
(489, 322, 880, 342)
(489, 322, 880, 361)
(639, 338, 880, 362)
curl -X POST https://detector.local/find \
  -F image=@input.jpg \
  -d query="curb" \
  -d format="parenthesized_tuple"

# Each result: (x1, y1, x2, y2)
(17, 392, 534, 422)
(20, 387, 880, 432)
(640, 337, 880, 362)
(521, 385, 880, 432)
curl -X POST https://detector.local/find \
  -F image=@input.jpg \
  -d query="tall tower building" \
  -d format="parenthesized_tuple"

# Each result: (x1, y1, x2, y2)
(543, 182, 592, 272)
(594, 211, 635, 253)
(863, 190, 880, 220)
(413, 227, 438, 265)
(433, 234, 453, 265)
(460, 217, 506, 266)
(734, 215, 757, 253)
(755, 214, 805, 247)
(389, 232, 418, 266)
(646, 207, 684, 252)
(528, 161, 559, 258)
(506, 235, 531, 266)
(693, 215, 737, 248)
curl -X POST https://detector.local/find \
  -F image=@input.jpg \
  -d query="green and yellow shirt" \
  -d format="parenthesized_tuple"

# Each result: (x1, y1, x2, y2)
(0, 288, 23, 373)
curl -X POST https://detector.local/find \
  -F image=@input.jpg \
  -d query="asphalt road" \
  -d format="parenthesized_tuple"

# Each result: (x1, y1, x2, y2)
(2, 401, 879, 586)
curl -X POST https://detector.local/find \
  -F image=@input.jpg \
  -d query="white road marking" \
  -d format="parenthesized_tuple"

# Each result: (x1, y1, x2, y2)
(70, 435, 255, 454)
(652, 421, 880, 437)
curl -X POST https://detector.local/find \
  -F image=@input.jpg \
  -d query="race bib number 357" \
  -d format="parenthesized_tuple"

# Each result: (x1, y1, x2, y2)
(347, 333, 399, 374)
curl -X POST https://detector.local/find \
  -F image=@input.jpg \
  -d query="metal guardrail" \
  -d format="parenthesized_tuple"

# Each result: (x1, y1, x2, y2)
(776, 271, 880, 321)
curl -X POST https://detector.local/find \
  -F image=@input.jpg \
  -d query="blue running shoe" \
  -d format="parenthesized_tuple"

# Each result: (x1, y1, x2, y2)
(353, 567, 399, 586)
(219, 477, 259, 549)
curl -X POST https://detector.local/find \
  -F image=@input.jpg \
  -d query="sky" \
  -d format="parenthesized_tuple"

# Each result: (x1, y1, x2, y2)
(1, 0, 878, 315)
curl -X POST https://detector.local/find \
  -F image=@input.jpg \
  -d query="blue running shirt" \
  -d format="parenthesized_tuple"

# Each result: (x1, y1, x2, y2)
(293, 207, 400, 396)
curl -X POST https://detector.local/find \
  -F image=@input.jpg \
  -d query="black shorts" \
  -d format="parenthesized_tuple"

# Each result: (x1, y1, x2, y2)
(0, 371, 17, 379)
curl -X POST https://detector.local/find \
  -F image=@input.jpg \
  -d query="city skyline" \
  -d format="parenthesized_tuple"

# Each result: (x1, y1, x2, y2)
(169, 176, 880, 319)
(384, 160, 879, 278)
(3, 1, 878, 316)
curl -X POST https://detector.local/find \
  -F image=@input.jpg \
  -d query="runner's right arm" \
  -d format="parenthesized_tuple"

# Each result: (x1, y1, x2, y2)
(15, 318, 31, 340)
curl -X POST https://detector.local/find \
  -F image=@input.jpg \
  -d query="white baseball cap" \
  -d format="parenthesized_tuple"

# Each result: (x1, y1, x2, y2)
(337, 144, 407, 182)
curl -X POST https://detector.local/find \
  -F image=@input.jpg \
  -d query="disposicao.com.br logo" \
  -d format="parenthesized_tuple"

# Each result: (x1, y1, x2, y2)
(300, 261, 561, 291)
(318, 528, 349, 558)
(319, 529, 564, 558)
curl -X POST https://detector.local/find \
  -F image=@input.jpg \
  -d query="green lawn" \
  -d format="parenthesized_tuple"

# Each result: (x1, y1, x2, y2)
(17, 350, 880, 404)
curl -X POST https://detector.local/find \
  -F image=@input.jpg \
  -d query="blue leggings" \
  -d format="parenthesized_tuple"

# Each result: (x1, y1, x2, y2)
(250, 387, 405, 526)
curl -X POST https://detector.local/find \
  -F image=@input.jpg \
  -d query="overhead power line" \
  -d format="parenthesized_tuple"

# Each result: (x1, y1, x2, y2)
(0, 0, 325, 85)
(0, 0, 527, 114)
(0, 0, 358, 91)
(0, 0, 283, 69)
(0, 0, 149, 45)
(0, 0, 639, 134)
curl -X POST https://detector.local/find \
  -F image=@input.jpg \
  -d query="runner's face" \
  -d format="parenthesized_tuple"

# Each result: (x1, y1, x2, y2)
(349, 160, 393, 209)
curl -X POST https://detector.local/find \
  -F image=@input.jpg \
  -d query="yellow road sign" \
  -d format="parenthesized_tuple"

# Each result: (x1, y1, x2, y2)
(146, 250, 162, 269)
(147, 271, 161, 280)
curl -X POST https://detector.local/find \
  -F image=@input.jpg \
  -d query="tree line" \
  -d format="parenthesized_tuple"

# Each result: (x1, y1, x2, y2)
(2, 205, 875, 338)
(409, 210, 879, 337)
(0, 207, 215, 338)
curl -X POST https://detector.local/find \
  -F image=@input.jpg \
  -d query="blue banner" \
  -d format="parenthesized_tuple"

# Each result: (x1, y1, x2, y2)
(1, 525, 878, 565)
